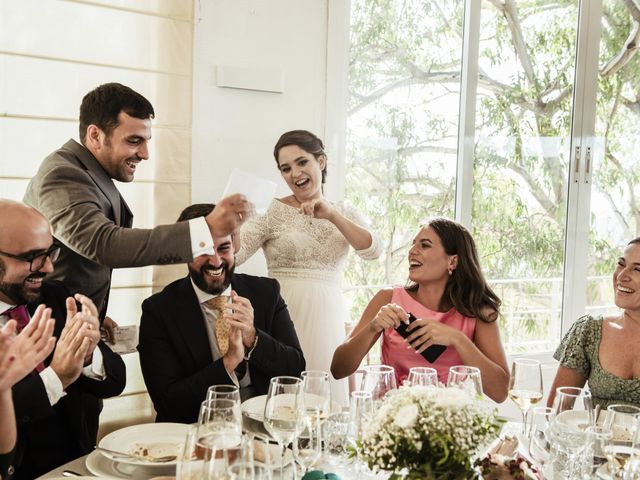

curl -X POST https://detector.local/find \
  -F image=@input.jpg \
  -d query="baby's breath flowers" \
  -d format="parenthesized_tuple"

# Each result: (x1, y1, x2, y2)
(357, 385, 499, 479)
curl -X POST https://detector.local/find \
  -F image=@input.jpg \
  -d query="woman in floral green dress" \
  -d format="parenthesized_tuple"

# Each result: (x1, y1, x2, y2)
(548, 238, 640, 409)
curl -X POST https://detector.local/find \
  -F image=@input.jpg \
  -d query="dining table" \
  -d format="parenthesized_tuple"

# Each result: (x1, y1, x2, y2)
(37, 451, 388, 479)
(36, 419, 524, 479)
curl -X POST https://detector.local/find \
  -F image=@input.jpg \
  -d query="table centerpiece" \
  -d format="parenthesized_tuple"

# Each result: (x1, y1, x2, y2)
(357, 385, 499, 479)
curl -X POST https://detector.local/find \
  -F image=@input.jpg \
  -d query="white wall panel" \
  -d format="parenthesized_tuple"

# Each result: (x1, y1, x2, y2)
(0, 55, 192, 128)
(1, 0, 192, 75)
(191, 0, 329, 275)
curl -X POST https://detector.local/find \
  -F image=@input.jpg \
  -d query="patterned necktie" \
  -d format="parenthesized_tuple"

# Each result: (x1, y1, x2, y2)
(204, 296, 231, 356)
(1, 305, 45, 372)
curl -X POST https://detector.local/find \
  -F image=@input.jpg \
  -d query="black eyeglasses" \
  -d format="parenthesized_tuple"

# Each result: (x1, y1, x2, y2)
(0, 244, 61, 272)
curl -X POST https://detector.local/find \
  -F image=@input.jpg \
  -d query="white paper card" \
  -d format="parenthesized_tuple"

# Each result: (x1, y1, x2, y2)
(104, 325, 138, 355)
(221, 168, 277, 215)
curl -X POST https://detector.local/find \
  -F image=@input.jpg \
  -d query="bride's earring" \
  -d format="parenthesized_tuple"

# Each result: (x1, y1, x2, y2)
(448, 267, 453, 276)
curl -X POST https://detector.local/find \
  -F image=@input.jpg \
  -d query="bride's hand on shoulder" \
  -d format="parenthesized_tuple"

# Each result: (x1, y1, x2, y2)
(369, 303, 408, 334)
(299, 198, 335, 220)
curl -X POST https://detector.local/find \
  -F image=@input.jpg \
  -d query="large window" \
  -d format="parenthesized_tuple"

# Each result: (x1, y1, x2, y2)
(343, 0, 637, 355)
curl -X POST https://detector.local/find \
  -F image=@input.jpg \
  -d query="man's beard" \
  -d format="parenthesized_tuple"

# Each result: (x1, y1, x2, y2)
(189, 261, 235, 295)
(0, 272, 46, 305)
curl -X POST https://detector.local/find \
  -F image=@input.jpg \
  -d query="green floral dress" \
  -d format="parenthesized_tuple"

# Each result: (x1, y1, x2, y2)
(553, 315, 640, 409)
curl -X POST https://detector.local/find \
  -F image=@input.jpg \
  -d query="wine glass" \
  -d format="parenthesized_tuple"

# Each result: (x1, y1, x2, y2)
(263, 376, 304, 479)
(229, 463, 272, 480)
(581, 426, 613, 479)
(446, 365, 483, 397)
(323, 411, 350, 466)
(528, 406, 555, 466)
(406, 366, 438, 387)
(300, 370, 331, 419)
(547, 386, 593, 478)
(177, 423, 205, 480)
(347, 390, 374, 477)
(201, 430, 244, 478)
(205, 384, 241, 405)
(245, 432, 277, 475)
(360, 364, 397, 401)
(508, 358, 543, 434)
(198, 397, 242, 433)
(603, 404, 640, 478)
(294, 406, 322, 475)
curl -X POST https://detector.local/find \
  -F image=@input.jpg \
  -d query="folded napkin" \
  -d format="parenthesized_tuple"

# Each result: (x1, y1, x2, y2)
(301, 471, 341, 480)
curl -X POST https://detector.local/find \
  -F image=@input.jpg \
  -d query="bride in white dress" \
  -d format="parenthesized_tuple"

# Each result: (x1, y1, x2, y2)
(235, 130, 381, 405)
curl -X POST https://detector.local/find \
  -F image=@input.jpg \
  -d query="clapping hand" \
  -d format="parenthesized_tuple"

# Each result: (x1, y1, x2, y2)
(223, 327, 244, 373)
(227, 290, 256, 348)
(66, 294, 101, 365)
(50, 307, 93, 389)
(0, 305, 56, 391)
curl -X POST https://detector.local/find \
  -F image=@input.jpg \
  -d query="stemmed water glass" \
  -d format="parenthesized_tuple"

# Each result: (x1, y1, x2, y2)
(582, 426, 613, 478)
(347, 390, 374, 478)
(205, 384, 241, 405)
(447, 365, 483, 397)
(197, 398, 243, 477)
(528, 406, 555, 466)
(508, 358, 543, 434)
(294, 406, 322, 475)
(603, 404, 640, 478)
(547, 386, 593, 478)
(406, 366, 438, 387)
(360, 364, 397, 401)
(263, 376, 304, 479)
(301, 370, 331, 419)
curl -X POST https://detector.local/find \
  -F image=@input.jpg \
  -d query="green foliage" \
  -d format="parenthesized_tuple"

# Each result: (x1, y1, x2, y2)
(344, 0, 640, 351)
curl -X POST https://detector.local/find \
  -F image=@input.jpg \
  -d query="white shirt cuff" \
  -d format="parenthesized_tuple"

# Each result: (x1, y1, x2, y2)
(40, 367, 66, 406)
(82, 347, 105, 380)
(225, 368, 240, 388)
(189, 217, 215, 258)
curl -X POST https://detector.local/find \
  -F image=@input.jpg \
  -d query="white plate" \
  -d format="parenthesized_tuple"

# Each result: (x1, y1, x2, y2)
(86, 450, 140, 479)
(98, 422, 188, 467)
(241, 394, 341, 422)
(86, 450, 176, 479)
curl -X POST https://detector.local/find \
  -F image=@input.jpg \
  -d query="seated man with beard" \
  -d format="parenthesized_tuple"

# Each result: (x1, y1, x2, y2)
(0, 199, 125, 479)
(138, 203, 305, 423)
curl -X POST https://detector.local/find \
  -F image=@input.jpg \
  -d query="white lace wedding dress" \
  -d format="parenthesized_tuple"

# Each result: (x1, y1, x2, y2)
(236, 199, 381, 405)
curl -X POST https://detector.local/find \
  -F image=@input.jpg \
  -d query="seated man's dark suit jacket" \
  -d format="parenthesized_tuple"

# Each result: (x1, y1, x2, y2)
(138, 273, 306, 424)
(11, 281, 126, 480)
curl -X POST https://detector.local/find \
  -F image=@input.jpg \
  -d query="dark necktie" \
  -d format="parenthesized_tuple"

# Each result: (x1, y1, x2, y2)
(2, 304, 30, 332)
(1, 305, 45, 372)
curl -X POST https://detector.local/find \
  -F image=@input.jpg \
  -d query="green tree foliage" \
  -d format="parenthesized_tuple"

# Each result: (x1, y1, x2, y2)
(344, 0, 640, 351)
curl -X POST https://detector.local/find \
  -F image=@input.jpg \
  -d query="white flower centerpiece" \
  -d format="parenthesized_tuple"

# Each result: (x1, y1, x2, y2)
(357, 385, 500, 479)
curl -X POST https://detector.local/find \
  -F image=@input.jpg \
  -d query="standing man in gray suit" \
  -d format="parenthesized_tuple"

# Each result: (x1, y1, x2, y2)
(24, 82, 252, 320)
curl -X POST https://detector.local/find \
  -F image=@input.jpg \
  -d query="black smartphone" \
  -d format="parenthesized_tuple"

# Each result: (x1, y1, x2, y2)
(395, 313, 447, 363)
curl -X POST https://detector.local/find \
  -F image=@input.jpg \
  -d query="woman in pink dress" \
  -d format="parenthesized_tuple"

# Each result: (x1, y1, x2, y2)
(331, 217, 509, 402)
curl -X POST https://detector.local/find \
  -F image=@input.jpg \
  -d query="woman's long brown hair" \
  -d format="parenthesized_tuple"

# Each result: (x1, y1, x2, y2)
(406, 217, 501, 323)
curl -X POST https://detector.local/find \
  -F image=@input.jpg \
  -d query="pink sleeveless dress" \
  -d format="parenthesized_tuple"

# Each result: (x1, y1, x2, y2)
(381, 287, 476, 385)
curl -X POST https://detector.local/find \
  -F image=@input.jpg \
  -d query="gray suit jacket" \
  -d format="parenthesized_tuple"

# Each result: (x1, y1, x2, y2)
(23, 139, 192, 316)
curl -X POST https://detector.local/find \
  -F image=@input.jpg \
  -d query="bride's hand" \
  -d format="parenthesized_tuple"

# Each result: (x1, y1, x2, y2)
(299, 198, 335, 220)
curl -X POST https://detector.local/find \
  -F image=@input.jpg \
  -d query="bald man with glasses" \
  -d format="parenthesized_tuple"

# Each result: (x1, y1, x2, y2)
(0, 199, 125, 479)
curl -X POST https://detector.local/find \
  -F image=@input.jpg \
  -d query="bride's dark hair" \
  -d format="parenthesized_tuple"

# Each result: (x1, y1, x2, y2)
(406, 217, 501, 323)
(273, 130, 328, 184)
